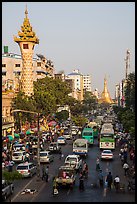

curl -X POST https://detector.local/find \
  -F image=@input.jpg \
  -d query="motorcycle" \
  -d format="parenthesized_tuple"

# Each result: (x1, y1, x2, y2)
(127, 180, 135, 191)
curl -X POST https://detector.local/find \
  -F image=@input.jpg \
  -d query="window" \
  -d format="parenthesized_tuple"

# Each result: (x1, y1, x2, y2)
(37, 62, 41, 67)
(15, 64, 20, 67)
(23, 44, 29, 49)
(2, 64, 6, 67)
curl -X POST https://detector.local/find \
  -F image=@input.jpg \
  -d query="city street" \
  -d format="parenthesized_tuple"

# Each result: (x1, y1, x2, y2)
(9, 136, 135, 202)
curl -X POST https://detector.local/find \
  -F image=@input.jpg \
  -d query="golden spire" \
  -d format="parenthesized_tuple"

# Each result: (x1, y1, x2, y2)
(14, 6, 39, 44)
(25, 4, 28, 19)
(98, 76, 113, 104)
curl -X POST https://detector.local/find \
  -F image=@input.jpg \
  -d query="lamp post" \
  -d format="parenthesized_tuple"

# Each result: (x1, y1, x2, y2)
(11, 109, 41, 179)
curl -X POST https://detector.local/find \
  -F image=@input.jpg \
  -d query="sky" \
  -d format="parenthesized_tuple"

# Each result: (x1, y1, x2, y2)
(2, 2, 135, 98)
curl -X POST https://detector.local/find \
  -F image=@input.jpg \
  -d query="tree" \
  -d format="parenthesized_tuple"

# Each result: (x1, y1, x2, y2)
(2, 170, 22, 202)
(124, 72, 135, 111)
(82, 91, 98, 114)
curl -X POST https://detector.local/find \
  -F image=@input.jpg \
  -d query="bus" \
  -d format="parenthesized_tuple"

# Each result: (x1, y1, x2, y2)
(88, 121, 99, 138)
(73, 139, 88, 157)
(99, 123, 115, 150)
(82, 126, 94, 145)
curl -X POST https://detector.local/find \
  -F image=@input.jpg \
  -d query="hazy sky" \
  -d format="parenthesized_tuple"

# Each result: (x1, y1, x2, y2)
(2, 2, 135, 98)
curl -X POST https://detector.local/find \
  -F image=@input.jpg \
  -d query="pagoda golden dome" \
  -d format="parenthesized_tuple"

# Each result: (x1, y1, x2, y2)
(98, 77, 113, 104)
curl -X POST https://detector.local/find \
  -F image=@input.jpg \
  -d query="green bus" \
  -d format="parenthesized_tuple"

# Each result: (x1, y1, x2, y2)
(82, 126, 94, 145)
(99, 123, 115, 149)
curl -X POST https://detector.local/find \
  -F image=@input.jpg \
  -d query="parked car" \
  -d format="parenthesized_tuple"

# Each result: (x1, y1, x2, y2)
(12, 151, 27, 162)
(64, 154, 82, 171)
(39, 150, 54, 163)
(2, 180, 14, 201)
(16, 162, 37, 177)
(48, 142, 61, 153)
(57, 136, 66, 145)
(101, 149, 113, 160)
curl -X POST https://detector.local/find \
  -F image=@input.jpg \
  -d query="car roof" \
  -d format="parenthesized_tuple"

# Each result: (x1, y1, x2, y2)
(102, 150, 112, 152)
(66, 155, 79, 158)
(40, 150, 50, 153)
(13, 151, 25, 153)
(50, 142, 58, 144)
(17, 162, 33, 166)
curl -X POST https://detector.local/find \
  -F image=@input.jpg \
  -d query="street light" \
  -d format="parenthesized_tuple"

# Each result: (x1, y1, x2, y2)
(11, 109, 41, 179)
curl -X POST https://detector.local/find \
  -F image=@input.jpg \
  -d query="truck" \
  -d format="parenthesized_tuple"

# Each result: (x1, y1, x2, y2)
(55, 165, 76, 188)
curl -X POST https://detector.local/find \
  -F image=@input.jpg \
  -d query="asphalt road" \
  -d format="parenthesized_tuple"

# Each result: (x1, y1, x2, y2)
(9, 136, 135, 202)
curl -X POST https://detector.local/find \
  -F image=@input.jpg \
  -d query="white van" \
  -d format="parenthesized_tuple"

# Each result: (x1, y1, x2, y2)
(73, 139, 88, 157)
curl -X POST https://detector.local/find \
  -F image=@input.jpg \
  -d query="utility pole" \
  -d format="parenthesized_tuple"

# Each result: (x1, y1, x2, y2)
(37, 112, 41, 179)
(124, 49, 130, 79)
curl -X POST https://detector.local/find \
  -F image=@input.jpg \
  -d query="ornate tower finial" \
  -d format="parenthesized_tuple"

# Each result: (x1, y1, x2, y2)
(25, 4, 28, 18)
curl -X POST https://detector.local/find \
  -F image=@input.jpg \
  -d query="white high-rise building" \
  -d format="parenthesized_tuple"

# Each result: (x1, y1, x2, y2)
(83, 74, 92, 92)
(66, 69, 84, 101)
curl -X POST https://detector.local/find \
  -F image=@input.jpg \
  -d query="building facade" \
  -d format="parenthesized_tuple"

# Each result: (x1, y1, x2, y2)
(83, 74, 92, 92)
(66, 69, 84, 101)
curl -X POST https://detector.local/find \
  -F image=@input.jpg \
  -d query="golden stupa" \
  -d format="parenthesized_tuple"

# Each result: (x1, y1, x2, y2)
(14, 6, 39, 44)
(98, 76, 113, 104)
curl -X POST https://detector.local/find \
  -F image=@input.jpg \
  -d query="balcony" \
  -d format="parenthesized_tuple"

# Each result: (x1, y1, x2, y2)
(2, 116, 14, 125)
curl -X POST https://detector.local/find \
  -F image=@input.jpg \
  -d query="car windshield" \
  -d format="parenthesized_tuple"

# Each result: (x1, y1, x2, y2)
(66, 158, 77, 162)
(103, 150, 111, 153)
(17, 166, 28, 170)
(40, 152, 48, 156)
(74, 142, 86, 148)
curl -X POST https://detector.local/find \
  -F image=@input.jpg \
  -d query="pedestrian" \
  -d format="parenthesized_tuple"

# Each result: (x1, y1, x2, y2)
(8, 160, 13, 172)
(106, 172, 113, 190)
(59, 149, 64, 160)
(79, 173, 84, 191)
(45, 166, 49, 182)
(114, 175, 120, 192)
(123, 162, 129, 176)
(98, 169, 104, 187)
(42, 164, 45, 180)
(96, 157, 100, 171)
(83, 162, 88, 178)
(52, 177, 58, 195)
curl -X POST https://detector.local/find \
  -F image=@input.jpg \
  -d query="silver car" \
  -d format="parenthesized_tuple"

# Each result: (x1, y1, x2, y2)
(40, 151, 54, 163)
(16, 162, 37, 177)
(2, 180, 14, 201)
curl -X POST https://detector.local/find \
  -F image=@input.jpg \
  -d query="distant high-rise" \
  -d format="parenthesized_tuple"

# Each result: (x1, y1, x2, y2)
(14, 6, 39, 96)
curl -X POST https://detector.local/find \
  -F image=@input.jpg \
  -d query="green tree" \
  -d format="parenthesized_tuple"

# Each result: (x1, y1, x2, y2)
(124, 72, 135, 111)
(2, 170, 22, 202)
(82, 91, 98, 114)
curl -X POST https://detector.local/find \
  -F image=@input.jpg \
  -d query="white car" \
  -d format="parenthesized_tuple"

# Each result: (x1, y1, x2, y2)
(101, 149, 113, 160)
(65, 155, 82, 170)
(39, 151, 54, 163)
(12, 151, 27, 162)
(16, 162, 37, 177)
(57, 136, 66, 144)
(63, 130, 72, 139)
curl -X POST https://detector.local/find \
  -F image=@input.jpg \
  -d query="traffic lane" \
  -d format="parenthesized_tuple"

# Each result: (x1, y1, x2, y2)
(32, 138, 135, 202)
(9, 140, 73, 202)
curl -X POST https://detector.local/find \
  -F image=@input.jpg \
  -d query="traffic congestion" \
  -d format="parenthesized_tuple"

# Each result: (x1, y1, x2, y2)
(2, 109, 135, 202)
